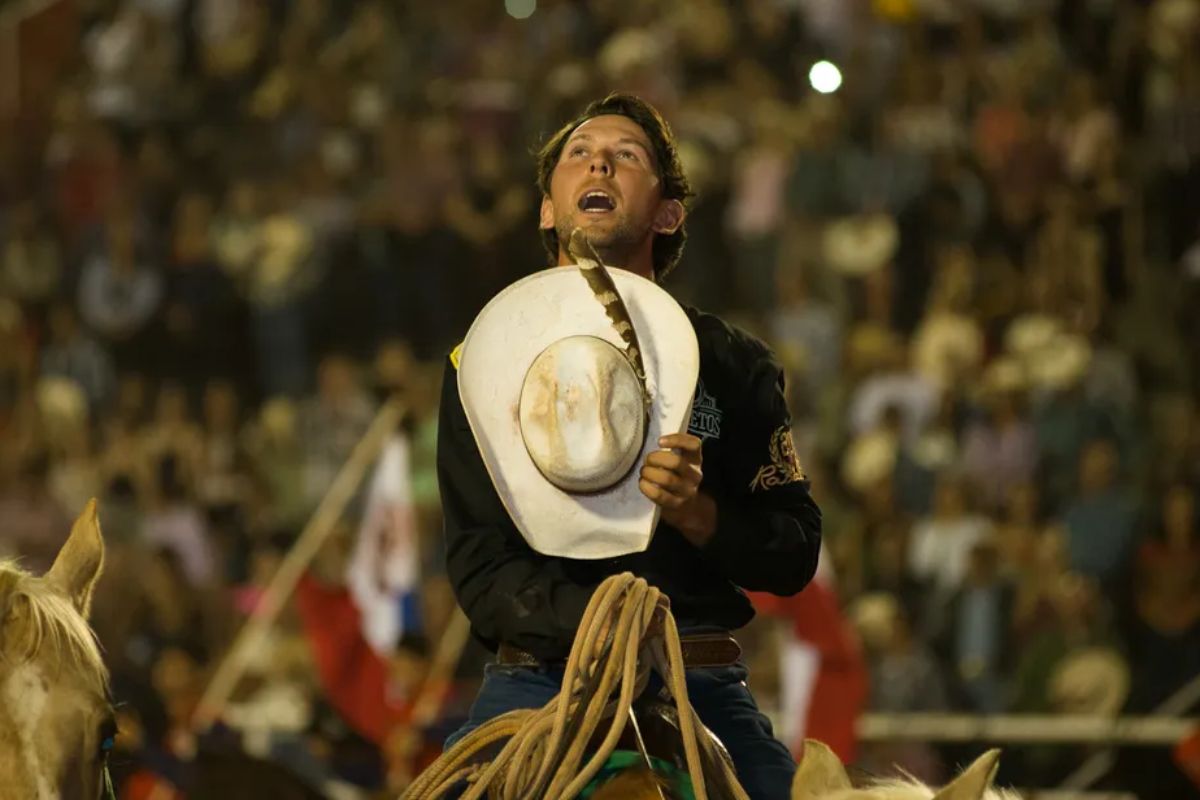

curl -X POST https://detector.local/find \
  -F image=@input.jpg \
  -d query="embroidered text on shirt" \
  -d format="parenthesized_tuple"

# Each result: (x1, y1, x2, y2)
(687, 380, 722, 441)
(749, 425, 805, 491)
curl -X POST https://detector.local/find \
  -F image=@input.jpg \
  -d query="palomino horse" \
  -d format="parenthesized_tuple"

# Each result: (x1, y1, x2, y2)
(0, 498, 115, 800)
(587, 740, 1021, 800)
(791, 739, 1020, 800)
(547, 737, 1022, 800)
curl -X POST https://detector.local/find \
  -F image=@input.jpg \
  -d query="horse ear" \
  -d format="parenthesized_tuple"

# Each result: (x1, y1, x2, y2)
(46, 498, 105, 618)
(932, 749, 1001, 800)
(791, 739, 852, 799)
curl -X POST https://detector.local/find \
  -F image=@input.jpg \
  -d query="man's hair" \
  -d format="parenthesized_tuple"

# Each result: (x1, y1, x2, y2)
(535, 93, 694, 281)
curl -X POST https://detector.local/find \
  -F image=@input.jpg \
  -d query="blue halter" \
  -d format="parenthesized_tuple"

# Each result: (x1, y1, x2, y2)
(100, 734, 116, 800)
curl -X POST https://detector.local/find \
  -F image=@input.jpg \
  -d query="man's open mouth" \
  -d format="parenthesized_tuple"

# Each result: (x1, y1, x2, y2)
(577, 190, 616, 213)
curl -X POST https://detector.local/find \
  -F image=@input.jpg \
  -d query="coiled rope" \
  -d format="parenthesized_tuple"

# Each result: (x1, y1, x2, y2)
(402, 573, 751, 800)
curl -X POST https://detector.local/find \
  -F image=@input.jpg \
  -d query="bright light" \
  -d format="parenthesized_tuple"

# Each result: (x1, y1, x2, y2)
(808, 61, 842, 94)
(505, 0, 536, 18)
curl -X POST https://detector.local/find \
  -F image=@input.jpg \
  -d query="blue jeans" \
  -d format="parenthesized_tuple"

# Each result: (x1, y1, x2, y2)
(445, 661, 796, 800)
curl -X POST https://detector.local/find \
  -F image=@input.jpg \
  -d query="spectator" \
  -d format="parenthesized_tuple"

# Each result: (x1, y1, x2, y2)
(1126, 483, 1200, 714)
(847, 340, 938, 445)
(46, 423, 103, 518)
(910, 244, 985, 391)
(908, 474, 994, 595)
(162, 192, 243, 392)
(244, 396, 308, 534)
(0, 454, 69, 569)
(0, 201, 62, 318)
(994, 481, 1055, 587)
(1062, 438, 1138, 584)
(1015, 572, 1118, 714)
(940, 540, 1015, 713)
(960, 361, 1038, 511)
(726, 101, 795, 313)
(299, 353, 376, 510)
(1049, 70, 1120, 185)
(1134, 483, 1200, 637)
(195, 379, 251, 527)
(443, 138, 532, 289)
(769, 262, 842, 411)
(141, 457, 215, 586)
(1009, 571, 1124, 783)
(1029, 186, 1105, 334)
(214, 179, 318, 398)
(97, 415, 152, 539)
(858, 596, 949, 783)
(40, 302, 116, 414)
(77, 211, 164, 373)
(140, 382, 203, 496)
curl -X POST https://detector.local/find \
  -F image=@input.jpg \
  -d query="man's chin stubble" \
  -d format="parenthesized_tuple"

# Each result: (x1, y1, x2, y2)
(557, 215, 639, 266)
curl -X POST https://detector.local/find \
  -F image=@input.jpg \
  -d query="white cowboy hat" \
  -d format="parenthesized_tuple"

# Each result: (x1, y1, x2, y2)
(1049, 646, 1130, 716)
(822, 213, 898, 277)
(457, 243, 699, 559)
(841, 430, 897, 494)
(1027, 333, 1092, 392)
(36, 376, 88, 432)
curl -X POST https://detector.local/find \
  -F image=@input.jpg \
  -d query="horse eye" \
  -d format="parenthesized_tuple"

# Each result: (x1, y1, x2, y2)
(98, 716, 118, 758)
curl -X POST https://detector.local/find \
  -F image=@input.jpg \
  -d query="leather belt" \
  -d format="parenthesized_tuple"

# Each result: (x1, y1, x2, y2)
(497, 633, 741, 670)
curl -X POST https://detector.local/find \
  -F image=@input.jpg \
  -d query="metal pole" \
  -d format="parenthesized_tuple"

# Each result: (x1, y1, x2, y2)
(390, 609, 473, 790)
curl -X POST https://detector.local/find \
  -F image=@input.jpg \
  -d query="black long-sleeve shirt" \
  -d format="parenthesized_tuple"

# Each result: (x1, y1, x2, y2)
(437, 305, 822, 662)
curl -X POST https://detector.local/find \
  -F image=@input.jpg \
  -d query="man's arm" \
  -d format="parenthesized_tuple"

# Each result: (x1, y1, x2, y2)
(437, 356, 596, 662)
(694, 353, 822, 596)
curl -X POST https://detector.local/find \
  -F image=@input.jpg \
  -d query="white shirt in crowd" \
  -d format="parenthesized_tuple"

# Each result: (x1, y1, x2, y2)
(908, 514, 994, 591)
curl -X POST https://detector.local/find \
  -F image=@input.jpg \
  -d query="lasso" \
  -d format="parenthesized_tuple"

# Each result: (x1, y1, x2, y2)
(403, 573, 751, 800)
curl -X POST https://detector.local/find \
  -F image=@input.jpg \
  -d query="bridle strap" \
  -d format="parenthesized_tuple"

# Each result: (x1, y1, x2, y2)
(101, 763, 117, 800)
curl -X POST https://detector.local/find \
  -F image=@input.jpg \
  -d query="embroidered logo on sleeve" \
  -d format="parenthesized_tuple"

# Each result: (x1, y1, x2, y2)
(687, 380, 722, 441)
(749, 426, 806, 491)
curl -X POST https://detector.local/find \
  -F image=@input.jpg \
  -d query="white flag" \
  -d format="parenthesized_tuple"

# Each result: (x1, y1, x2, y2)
(346, 432, 420, 654)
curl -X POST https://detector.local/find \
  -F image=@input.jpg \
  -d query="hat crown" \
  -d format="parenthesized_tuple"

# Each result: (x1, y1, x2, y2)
(519, 335, 646, 493)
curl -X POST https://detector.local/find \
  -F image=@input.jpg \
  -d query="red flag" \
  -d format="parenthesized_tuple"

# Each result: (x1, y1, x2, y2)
(1176, 725, 1200, 790)
(295, 573, 410, 746)
(749, 548, 867, 763)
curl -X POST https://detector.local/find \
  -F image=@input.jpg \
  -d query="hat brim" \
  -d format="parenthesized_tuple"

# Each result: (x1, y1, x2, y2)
(458, 266, 700, 559)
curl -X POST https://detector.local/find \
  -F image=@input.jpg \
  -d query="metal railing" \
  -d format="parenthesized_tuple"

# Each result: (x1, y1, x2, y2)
(857, 713, 1198, 745)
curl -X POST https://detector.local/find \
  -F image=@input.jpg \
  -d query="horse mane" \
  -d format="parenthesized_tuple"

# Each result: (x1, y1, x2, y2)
(825, 777, 1023, 800)
(0, 560, 108, 692)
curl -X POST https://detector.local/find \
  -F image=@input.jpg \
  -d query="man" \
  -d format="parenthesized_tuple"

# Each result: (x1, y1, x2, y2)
(437, 94, 822, 799)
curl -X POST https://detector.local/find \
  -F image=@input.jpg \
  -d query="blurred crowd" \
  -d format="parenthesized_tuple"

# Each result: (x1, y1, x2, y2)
(2, 0, 1200, 797)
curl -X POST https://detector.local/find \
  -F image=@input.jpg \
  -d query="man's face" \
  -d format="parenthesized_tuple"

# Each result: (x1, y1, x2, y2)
(540, 114, 683, 268)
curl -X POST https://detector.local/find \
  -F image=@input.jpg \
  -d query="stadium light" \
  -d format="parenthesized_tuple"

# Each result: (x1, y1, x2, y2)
(808, 60, 842, 94)
(505, 0, 536, 18)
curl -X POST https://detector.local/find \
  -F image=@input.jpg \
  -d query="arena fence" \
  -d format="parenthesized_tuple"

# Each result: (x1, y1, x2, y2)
(857, 713, 1198, 745)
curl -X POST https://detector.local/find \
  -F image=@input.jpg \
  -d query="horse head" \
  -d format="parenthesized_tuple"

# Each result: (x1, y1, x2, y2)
(0, 499, 114, 799)
(791, 739, 1021, 800)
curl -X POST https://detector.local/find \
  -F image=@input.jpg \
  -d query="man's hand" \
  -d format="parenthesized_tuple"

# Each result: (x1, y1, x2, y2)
(639, 433, 717, 547)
